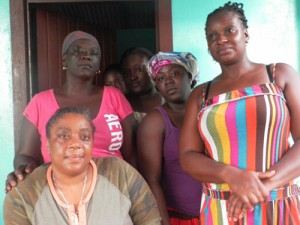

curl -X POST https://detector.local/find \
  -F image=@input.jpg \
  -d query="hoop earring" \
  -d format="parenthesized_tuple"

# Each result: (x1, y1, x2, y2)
(63, 65, 67, 71)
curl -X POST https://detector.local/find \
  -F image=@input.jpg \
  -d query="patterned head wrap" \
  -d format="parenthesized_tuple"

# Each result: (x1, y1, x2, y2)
(147, 52, 199, 82)
(62, 30, 100, 56)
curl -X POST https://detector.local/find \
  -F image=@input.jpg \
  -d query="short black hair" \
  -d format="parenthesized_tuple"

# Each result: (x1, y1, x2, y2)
(205, 1, 248, 33)
(101, 63, 123, 85)
(120, 47, 154, 67)
(46, 107, 95, 138)
(103, 63, 122, 76)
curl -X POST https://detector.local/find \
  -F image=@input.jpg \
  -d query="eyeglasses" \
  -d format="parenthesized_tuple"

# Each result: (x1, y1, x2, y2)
(69, 46, 100, 57)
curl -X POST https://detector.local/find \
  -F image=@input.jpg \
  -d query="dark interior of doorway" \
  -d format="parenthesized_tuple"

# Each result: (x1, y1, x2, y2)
(10, 0, 172, 151)
(29, 1, 156, 93)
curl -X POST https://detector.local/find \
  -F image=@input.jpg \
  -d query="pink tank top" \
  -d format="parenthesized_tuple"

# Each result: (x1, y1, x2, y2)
(24, 86, 133, 162)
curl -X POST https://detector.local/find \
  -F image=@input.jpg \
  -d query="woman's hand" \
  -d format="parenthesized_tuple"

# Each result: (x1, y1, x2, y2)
(226, 169, 275, 208)
(5, 161, 37, 193)
(226, 170, 275, 221)
(227, 194, 249, 222)
(6, 117, 42, 193)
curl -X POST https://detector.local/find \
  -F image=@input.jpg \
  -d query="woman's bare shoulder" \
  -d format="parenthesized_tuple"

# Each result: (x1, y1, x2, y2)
(273, 63, 299, 90)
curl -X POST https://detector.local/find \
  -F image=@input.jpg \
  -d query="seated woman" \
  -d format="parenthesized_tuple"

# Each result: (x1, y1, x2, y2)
(3, 107, 161, 225)
(6, 30, 138, 193)
(102, 63, 129, 95)
(137, 52, 202, 225)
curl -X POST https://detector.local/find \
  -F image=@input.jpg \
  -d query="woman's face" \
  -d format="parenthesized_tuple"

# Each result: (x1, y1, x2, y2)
(47, 113, 93, 176)
(104, 72, 128, 94)
(64, 39, 100, 79)
(121, 54, 154, 95)
(155, 64, 191, 103)
(205, 11, 249, 65)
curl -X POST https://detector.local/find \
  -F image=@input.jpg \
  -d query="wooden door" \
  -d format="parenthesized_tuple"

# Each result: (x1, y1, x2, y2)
(34, 8, 116, 91)
(10, 0, 172, 150)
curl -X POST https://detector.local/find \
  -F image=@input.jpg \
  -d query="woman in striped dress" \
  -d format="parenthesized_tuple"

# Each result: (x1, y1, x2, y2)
(179, 2, 300, 225)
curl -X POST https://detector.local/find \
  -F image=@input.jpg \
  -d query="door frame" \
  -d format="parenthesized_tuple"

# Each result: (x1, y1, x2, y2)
(9, 0, 173, 150)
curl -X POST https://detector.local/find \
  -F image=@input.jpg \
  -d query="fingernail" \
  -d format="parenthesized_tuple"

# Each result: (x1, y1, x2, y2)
(234, 217, 238, 222)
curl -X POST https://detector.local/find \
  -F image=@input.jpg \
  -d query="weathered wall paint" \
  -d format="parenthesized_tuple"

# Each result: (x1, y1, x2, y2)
(0, 0, 14, 223)
(172, 0, 299, 83)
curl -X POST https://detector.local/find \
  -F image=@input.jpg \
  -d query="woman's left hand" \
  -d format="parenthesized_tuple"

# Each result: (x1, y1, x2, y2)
(227, 170, 275, 220)
(227, 194, 251, 222)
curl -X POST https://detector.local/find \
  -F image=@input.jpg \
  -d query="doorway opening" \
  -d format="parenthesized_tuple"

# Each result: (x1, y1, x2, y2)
(10, 0, 172, 150)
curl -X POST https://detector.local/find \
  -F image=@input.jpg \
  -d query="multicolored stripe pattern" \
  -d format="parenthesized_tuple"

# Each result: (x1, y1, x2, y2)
(198, 83, 300, 224)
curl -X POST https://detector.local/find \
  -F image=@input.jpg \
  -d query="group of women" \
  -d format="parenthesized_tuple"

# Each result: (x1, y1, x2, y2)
(4, 1, 300, 225)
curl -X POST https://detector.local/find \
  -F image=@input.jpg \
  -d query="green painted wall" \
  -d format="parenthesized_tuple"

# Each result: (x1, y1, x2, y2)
(172, 0, 299, 83)
(116, 28, 156, 61)
(0, 0, 14, 223)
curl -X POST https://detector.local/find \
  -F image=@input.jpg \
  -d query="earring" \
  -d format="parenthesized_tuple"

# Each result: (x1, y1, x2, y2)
(63, 65, 67, 71)
(96, 70, 101, 75)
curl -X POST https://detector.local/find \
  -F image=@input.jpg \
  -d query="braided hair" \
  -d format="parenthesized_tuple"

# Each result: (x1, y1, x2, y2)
(46, 107, 95, 138)
(205, 1, 248, 33)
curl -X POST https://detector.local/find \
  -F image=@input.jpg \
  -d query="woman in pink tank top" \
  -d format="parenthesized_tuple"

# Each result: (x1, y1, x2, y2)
(5, 31, 138, 193)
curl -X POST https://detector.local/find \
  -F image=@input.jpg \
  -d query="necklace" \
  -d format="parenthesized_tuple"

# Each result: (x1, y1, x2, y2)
(52, 172, 88, 225)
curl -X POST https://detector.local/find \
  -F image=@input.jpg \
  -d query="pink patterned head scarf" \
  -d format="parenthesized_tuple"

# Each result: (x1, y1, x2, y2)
(147, 52, 199, 82)
(62, 30, 100, 56)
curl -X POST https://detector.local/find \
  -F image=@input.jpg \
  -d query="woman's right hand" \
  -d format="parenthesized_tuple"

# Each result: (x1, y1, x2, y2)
(6, 117, 42, 193)
(5, 162, 37, 193)
(225, 168, 275, 207)
(226, 170, 275, 221)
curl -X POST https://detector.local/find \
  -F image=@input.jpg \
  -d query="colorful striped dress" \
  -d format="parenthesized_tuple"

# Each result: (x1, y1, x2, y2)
(198, 82, 300, 225)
